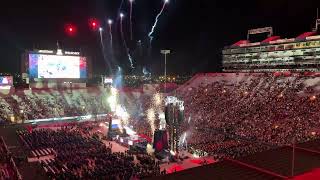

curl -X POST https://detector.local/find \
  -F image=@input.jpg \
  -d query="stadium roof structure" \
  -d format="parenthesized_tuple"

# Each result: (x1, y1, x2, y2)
(227, 18, 320, 49)
(228, 31, 320, 49)
(151, 140, 320, 180)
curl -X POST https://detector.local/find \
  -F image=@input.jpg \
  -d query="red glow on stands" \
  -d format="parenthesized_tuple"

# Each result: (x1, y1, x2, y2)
(190, 158, 216, 165)
(294, 168, 320, 180)
(167, 164, 184, 173)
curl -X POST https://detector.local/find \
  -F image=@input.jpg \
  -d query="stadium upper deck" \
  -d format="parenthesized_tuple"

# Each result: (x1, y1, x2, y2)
(223, 19, 320, 72)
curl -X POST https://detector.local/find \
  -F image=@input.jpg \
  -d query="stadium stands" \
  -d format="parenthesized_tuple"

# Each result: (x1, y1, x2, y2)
(0, 87, 109, 123)
(176, 73, 320, 160)
(3, 73, 320, 179)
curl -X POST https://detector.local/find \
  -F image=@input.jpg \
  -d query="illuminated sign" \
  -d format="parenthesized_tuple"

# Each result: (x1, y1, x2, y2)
(269, 38, 295, 44)
(65, 51, 80, 55)
(38, 50, 54, 53)
(104, 78, 113, 84)
(306, 36, 320, 41)
(239, 42, 261, 47)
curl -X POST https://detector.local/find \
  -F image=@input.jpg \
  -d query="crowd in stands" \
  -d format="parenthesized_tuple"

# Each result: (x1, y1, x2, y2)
(0, 88, 109, 122)
(18, 122, 163, 179)
(178, 74, 320, 159)
(5, 73, 320, 177)
(122, 75, 190, 88)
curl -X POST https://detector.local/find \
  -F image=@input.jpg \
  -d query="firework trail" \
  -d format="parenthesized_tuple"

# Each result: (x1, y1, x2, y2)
(129, 0, 133, 40)
(148, 0, 169, 47)
(120, 14, 128, 53)
(108, 19, 113, 50)
(118, 0, 125, 14)
(128, 53, 134, 69)
(99, 28, 104, 49)
(120, 13, 134, 68)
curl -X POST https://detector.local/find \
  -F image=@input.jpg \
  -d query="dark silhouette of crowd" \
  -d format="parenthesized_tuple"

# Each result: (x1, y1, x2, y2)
(18, 124, 162, 179)
(0, 137, 21, 180)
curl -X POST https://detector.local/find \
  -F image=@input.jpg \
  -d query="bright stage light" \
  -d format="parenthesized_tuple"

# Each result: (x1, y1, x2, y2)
(108, 96, 117, 112)
(193, 153, 200, 158)
(164, 0, 169, 3)
(124, 126, 136, 136)
(108, 87, 118, 112)
(108, 19, 113, 25)
(159, 112, 165, 119)
(99, 27, 103, 31)
(146, 144, 155, 155)
(120, 13, 124, 18)
(111, 87, 118, 95)
(129, 0, 134, 2)
(116, 105, 129, 123)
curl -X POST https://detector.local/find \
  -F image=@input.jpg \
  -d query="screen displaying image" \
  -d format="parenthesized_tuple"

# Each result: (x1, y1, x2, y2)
(0, 76, 13, 85)
(29, 54, 87, 79)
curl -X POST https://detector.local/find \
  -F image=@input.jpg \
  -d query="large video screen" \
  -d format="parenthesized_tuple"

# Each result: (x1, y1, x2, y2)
(29, 54, 87, 79)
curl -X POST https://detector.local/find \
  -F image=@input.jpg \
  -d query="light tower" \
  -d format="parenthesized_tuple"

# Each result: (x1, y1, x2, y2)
(161, 50, 170, 93)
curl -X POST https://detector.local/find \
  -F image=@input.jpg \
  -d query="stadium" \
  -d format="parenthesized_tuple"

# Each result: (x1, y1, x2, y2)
(2, 1, 320, 180)
(3, 47, 320, 179)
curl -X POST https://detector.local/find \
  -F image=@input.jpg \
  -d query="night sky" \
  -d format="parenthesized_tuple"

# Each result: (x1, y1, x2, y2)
(0, 0, 319, 76)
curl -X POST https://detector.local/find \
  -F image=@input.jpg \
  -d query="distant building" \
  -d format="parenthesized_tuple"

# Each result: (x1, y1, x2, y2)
(223, 19, 320, 72)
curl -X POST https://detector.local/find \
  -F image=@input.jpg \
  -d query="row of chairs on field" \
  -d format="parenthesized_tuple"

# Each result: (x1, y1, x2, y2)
(40, 159, 68, 176)
(30, 148, 55, 158)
